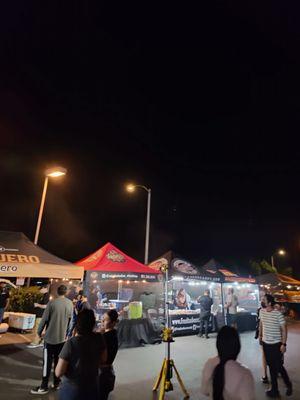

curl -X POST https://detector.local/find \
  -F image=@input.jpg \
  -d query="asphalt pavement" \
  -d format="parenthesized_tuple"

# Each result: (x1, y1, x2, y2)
(0, 323, 299, 399)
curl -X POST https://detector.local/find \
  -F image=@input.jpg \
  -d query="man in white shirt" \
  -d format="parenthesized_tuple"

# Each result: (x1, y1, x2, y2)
(259, 294, 292, 398)
(225, 288, 238, 329)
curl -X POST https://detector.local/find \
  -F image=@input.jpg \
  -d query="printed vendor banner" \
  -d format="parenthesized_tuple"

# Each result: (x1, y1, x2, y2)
(0, 262, 83, 279)
(170, 313, 201, 335)
(88, 270, 160, 282)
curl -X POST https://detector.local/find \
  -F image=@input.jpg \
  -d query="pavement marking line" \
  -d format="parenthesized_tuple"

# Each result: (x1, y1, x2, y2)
(0, 355, 41, 369)
(0, 376, 39, 386)
(18, 334, 31, 343)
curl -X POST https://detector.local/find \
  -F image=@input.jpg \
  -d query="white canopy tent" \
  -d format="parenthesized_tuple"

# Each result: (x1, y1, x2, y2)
(0, 231, 83, 279)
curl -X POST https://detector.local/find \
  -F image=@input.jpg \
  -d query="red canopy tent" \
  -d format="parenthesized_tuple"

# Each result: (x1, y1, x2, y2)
(76, 242, 160, 281)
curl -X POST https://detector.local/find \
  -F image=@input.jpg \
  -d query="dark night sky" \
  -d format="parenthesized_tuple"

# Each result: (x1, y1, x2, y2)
(1, 2, 300, 275)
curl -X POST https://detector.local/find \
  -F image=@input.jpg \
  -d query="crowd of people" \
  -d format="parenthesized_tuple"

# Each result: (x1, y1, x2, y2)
(200, 293, 293, 399)
(29, 285, 119, 400)
(1, 281, 295, 399)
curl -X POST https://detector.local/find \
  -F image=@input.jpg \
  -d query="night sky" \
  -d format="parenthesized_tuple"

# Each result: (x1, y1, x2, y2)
(1, 3, 300, 276)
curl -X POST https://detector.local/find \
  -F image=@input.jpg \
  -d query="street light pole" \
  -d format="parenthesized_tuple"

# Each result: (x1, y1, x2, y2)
(144, 188, 151, 265)
(28, 167, 67, 287)
(34, 166, 67, 245)
(271, 249, 286, 270)
(126, 184, 151, 265)
(34, 176, 49, 245)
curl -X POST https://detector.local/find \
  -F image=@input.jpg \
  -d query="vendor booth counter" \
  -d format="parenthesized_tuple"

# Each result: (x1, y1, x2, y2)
(169, 280, 223, 336)
(222, 280, 259, 332)
(149, 254, 260, 336)
(90, 281, 164, 347)
(258, 273, 300, 320)
(76, 243, 164, 348)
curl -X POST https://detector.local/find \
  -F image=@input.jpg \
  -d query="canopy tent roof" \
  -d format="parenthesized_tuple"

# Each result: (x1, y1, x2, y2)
(0, 231, 83, 279)
(149, 251, 222, 282)
(76, 242, 160, 281)
(149, 253, 256, 283)
(202, 258, 256, 283)
(257, 273, 300, 303)
(257, 273, 300, 287)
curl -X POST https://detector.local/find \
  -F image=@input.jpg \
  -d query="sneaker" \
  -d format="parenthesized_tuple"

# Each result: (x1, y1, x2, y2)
(27, 343, 41, 349)
(286, 384, 293, 396)
(265, 389, 280, 398)
(205, 335, 210, 339)
(261, 376, 269, 384)
(51, 384, 60, 390)
(30, 386, 49, 395)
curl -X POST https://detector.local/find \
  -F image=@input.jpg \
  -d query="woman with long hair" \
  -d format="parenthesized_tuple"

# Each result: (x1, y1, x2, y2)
(201, 326, 255, 400)
(55, 309, 107, 400)
(99, 309, 119, 400)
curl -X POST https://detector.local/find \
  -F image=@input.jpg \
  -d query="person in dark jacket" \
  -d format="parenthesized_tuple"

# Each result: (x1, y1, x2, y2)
(197, 290, 213, 339)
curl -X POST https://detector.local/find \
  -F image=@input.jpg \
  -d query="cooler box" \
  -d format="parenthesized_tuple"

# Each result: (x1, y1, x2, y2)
(8, 312, 36, 330)
(128, 301, 142, 319)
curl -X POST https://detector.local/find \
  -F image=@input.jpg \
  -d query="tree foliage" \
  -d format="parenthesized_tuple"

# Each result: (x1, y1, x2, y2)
(8, 287, 43, 313)
(250, 259, 293, 276)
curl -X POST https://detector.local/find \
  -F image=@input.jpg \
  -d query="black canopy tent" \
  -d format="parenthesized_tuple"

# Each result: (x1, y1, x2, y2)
(149, 253, 259, 334)
(149, 252, 223, 336)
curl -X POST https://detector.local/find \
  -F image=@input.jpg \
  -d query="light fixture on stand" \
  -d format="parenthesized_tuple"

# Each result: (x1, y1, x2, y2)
(152, 264, 189, 399)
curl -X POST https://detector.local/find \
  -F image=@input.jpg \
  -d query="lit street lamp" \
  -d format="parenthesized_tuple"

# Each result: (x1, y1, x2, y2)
(126, 183, 151, 265)
(34, 167, 67, 245)
(271, 248, 286, 269)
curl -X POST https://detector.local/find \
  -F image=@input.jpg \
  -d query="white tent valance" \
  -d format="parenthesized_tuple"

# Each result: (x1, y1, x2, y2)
(0, 231, 83, 280)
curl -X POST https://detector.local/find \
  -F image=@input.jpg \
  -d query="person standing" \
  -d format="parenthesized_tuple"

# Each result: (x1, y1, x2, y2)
(55, 309, 107, 400)
(28, 286, 49, 348)
(67, 292, 91, 338)
(0, 282, 10, 324)
(255, 299, 269, 384)
(225, 288, 238, 329)
(259, 294, 293, 398)
(201, 326, 255, 400)
(99, 309, 119, 400)
(197, 290, 213, 339)
(30, 285, 73, 395)
(88, 287, 98, 311)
